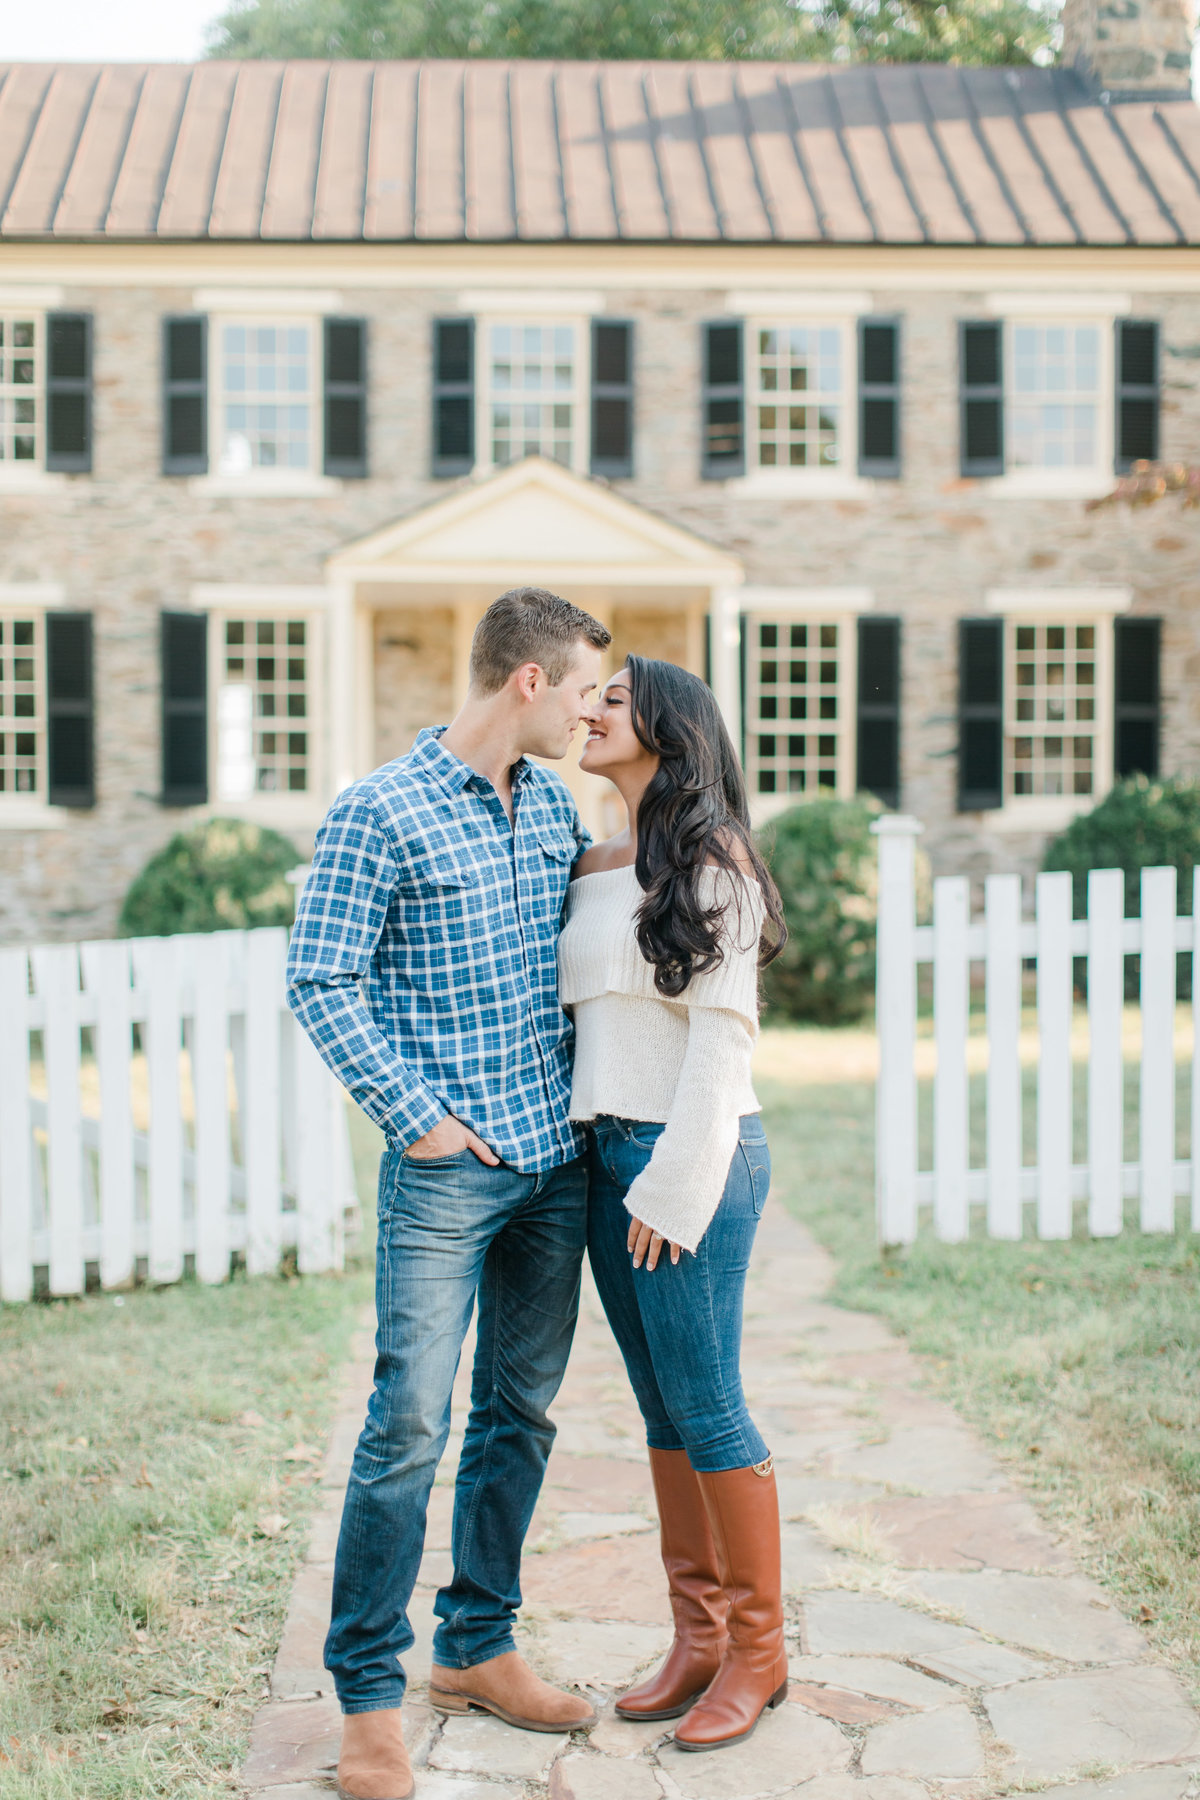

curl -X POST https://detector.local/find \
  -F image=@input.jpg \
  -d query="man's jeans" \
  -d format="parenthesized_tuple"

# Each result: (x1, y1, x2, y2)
(325, 1145, 587, 1713)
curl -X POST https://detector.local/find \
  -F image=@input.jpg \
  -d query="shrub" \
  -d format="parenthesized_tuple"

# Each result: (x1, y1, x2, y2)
(756, 796, 886, 1025)
(1043, 775, 1200, 998)
(118, 818, 301, 938)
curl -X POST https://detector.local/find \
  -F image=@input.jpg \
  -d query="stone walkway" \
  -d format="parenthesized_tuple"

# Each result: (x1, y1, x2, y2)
(240, 1201, 1200, 1800)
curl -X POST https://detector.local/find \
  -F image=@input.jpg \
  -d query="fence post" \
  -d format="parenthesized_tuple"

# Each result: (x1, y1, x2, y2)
(873, 815, 922, 1246)
(1140, 864, 1177, 1232)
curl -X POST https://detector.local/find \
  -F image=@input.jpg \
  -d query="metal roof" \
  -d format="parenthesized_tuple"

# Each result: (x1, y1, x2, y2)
(2, 58, 1200, 246)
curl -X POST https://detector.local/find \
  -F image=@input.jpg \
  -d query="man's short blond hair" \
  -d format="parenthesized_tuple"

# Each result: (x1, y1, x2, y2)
(469, 588, 612, 695)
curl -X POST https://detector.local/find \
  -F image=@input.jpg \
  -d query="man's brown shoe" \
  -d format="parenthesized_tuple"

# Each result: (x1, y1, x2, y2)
(335, 1707, 414, 1800)
(429, 1651, 596, 1733)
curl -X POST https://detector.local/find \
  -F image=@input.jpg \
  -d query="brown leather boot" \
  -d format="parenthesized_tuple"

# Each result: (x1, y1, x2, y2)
(429, 1650, 596, 1732)
(335, 1707, 414, 1800)
(616, 1448, 728, 1722)
(673, 1459, 788, 1752)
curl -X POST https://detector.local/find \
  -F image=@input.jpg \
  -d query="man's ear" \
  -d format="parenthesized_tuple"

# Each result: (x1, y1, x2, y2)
(513, 661, 544, 704)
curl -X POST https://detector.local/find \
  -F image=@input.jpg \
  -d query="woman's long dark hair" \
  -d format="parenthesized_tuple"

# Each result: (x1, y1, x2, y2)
(625, 655, 786, 997)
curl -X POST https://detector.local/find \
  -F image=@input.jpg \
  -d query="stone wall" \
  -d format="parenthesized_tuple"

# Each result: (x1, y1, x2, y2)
(2, 268, 1199, 940)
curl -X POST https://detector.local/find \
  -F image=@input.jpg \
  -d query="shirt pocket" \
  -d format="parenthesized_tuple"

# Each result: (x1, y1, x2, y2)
(396, 856, 482, 937)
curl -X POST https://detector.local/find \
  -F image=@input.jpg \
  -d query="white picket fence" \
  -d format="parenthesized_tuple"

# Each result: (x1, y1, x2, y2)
(874, 816, 1199, 1247)
(0, 927, 358, 1302)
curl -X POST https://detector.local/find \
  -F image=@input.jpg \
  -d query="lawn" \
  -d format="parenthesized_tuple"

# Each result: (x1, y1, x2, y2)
(758, 1024, 1200, 1703)
(0, 1110, 381, 1799)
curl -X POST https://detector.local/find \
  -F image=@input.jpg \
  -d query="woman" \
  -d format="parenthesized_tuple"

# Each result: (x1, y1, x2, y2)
(558, 656, 788, 1754)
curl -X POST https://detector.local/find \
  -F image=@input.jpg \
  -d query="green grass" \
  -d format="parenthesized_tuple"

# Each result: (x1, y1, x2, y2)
(0, 1122, 378, 1798)
(759, 1034, 1200, 1702)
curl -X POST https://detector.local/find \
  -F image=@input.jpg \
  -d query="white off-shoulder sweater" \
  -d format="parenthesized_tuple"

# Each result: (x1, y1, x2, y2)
(558, 863, 763, 1253)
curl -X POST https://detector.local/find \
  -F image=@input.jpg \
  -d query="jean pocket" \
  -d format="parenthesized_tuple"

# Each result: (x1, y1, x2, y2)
(737, 1135, 771, 1216)
(401, 1146, 472, 1168)
(627, 1121, 665, 1152)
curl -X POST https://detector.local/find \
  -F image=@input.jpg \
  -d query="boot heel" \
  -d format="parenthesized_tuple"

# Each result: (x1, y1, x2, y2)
(768, 1679, 789, 1709)
(428, 1688, 471, 1715)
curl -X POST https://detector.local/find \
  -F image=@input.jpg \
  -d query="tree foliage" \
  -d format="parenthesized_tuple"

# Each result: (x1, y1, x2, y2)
(1087, 460, 1200, 513)
(207, 0, 1059, 68)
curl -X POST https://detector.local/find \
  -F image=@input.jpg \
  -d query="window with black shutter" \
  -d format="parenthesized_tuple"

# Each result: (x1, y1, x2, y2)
(163, 316, 207, 475)
(858, 319, 901, 479)
(857, 617, 901, 806)
(46, 612, 94, 807)
(958, 618, 1004, 810)
(161, 612, 208, 806)
(591, 320, 633, 478)
(702, 322, 744, 479)
(1116, 321, 1159, 472)
(45, 313, 92, 473)
(433, 318, 475, 477)
(1114, 616, 1160, 779)
(960, 322, 1003, 478)
(324, 318, 367, 478)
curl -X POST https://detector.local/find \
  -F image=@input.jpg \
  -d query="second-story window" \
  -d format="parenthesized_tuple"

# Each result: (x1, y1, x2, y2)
(752, 326, 845, 471)
(1008, 325, 1101, 472)
(216, 617, 310, 799)
(485, 323, 579, 469)
(217, 323, 314, 477)
(0, 318, 39, 465)
(0, 613, 41, 794)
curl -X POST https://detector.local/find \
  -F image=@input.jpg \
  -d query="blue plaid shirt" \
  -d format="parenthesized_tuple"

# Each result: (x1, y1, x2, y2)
(286, 728, 590, 1172)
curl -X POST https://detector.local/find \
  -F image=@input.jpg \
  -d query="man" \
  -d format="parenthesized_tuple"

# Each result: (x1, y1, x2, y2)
(287, 588, 612, 1800)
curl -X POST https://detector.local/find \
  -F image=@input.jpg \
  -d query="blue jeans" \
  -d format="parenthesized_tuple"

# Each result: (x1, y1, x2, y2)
(586, 1115, 771, 1473)
(325, 1145, 587, 1713)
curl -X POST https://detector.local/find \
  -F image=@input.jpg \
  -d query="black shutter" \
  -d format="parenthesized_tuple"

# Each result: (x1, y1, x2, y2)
(1115, 320, 1159, 472)
(324, 317, 367, 478)
(702, 321, 744, 479)
(958, 617, 1004, 811)
(591, 320, 633, 478)
(433, 317, 474, 477)
(161, 612, 208, 806)
(858, 318, 901, 479)
(960, 321, 1003, 478)
(45, 313, 92, 473)
(46, 612, 95, 808)
(163, 316, 207, 475)
(857, 617, 901, 807)
(1114, 616, 1160, 779)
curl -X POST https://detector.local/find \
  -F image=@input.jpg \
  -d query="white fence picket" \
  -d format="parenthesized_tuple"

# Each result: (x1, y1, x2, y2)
(0, 949, 34, 1303)
(242, 928, 286, 1276)
(933, 877, 970, 1242)
(1036, 872, 1074, 1240)
(872, 818, 921, 1246)
(191, 933, 234, 1284)
(32, 945, 86, 1295)
(984, 874, 1022, 1240)
(133, 937, 186, 1284)
(1140, 865, 1177, 1232)
(1086, 868, 1125, 1238)
(80, 939, 137, 1290)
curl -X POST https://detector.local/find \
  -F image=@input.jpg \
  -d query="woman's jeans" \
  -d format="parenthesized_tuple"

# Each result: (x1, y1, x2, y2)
(324, 1145, 587, 1713)
(586, 1115, 771, 1473)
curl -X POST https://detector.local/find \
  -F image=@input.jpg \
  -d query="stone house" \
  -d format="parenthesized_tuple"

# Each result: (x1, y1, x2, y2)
(0, 0, 1198, 941)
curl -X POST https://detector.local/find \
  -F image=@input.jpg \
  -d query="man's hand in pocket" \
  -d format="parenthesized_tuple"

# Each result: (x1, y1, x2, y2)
(406, 1114, 500, 1165)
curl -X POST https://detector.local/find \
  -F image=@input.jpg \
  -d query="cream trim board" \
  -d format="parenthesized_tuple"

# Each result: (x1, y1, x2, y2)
(989, 795, 1095, 834)
(189, 474, 343, 498)
(0, 286, 63, 309)
(191, 584, 331, 611)
(0, 802, 68, 831)
(193, 287, 343, 311)
(986, 587, 1132, 614)
(0, 583, 67, 607)
(740, 586, 874, 614)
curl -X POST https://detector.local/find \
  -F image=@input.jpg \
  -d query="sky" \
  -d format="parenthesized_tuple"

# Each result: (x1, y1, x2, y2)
(0, 0, 224, 62)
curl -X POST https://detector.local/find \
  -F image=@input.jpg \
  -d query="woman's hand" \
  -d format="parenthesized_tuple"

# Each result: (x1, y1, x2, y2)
(627, 1216, 682, 1271)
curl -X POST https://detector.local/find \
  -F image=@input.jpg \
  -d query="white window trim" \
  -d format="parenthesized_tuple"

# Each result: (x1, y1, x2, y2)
(0, 588, 75, 829)
(0, 308, 59, 492)
(987, 314, 1116, 500)
(190, 313, 342, 499)
(986, 608, 1116, 832)
(728, 315, 872, 498)
(475, 313, 590, 477)
(204, 605, 327, 828)
(743, 593, 869, 827)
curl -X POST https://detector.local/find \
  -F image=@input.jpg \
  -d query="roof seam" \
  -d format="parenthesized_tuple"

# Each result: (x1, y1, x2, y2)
(732, 67, 782, 241)
(303, 64, 333, 242)
(1004, 75, 1086, 246)
(251, 64, 288, 238)
(593, 67, 623, 241)
(148, 65, 194, 235)
(1103, 102, 1185, 243)
(97, 66, 150, 236)
(822, 70, 881, 245)
(43, 66, 102, 237)
(685, 66, 727, 238)
(504, 63, 517, 241)
(865, 67, 931, 245)
(957, 66, 1032, 245)
(1151, 105, 1200, 213)
(640, 68, 676, 240)
(912, 66, 984, 246)
(548, 64, 570, 241)
(1052, 80, 1135, 244)
(0, 66, 50, 226)
(773, 70, 830, 241)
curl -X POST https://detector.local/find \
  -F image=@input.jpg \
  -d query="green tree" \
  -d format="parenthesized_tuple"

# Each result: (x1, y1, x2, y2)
(207, 0, 1059, 68)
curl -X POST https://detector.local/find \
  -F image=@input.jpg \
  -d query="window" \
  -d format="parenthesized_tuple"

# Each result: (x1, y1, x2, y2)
(216, 618, 310, 799)
(0, 318, 39, 465)
(216, 323, 314, 476)
(1008, 621, 1097, 799)
(1008, 324, 1101, 471)
(746, 618, 847, 798)
(484, 322, 580, 469)
(751, 325, 845, 471)
(0, 613, 42, 795)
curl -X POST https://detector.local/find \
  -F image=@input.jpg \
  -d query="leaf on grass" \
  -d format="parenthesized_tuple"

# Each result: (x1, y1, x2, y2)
(133, 1463, 154, 1489)
(100, 1702, 133, 1726)
(232, 1623, 252, 1637)
(1139, 1603, 1156, 1622)
(255, 1511, 289, 1539)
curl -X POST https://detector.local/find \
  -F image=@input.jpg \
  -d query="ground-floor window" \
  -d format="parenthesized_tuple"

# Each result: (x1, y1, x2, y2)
(745, 616, 848, 797)
(0, 612, 42, 795)
(1007, 619, 1097, 798)
(215, 616, 310, 800)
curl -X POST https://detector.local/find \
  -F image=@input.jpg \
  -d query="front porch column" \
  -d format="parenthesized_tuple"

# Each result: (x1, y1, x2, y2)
(710, 587, 743, 755)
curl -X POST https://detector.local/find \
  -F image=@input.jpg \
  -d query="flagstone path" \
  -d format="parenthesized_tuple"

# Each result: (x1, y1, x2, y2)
(240, 1201, 1200, 1800)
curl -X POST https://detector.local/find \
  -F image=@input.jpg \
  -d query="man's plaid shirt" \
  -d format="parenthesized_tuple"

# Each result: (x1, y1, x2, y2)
(286, 728, 590, 1173)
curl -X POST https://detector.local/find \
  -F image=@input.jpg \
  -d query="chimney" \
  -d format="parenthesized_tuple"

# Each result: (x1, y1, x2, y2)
(1061, 0, 1195, 99)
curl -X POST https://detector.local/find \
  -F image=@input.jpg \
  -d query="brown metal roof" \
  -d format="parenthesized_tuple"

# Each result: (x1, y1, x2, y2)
(2, 58, 1199, 245)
